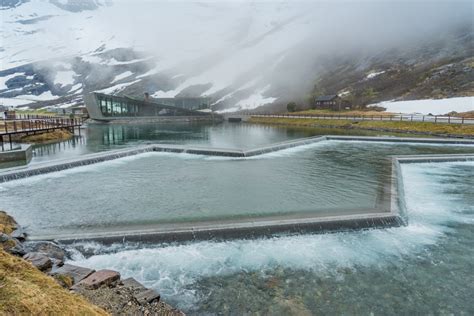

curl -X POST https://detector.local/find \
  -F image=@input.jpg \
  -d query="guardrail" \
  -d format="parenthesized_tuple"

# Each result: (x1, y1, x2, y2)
(0, 117, 85, 151)
(249, 113, 474, 125)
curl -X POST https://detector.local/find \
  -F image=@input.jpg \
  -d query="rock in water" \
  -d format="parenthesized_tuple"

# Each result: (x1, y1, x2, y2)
(23, 252, 53, 271)
(135, 289, 161, 305)
(121, 277, 146, 290)
(24, 241, 66, 261)
(10, 226, 27, 241)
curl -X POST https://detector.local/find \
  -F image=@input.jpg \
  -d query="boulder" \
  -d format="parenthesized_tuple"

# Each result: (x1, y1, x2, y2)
(10, 226, 27, 241)
(52, 264, 95, 284)
(121, 277, 146, 291)
(74, 269, 120, 290)
(134, 289, 160, 305)
(8, 241, 27, 256)
(23, 252, 53, 271)
(0, 233, 10, 242)
(1, 233, 26, 256)
(50, 257, 64, 268)
(24, 241, 66, 261)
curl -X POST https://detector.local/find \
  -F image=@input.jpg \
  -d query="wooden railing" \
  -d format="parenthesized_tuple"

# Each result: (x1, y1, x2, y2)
(0, 117, 85, 151)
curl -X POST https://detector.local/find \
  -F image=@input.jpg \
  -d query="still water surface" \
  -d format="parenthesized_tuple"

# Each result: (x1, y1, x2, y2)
(30, 122, 431, 163)
(2, 139, 473, 238)
(1, 122, 473, 314)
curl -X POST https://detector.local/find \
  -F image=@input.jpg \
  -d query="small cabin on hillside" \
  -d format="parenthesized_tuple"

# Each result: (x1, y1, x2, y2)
(314, 95, 351, 111)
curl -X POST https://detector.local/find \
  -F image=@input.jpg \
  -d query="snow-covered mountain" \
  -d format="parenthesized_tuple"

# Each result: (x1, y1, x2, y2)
(1, 0, 472, 112)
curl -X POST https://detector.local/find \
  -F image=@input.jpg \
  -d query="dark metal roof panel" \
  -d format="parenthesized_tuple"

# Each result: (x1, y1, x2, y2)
(315, 95, 338, 101)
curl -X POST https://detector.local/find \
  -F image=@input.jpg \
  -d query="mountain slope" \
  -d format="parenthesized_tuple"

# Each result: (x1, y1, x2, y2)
(0, 0, 472, 112)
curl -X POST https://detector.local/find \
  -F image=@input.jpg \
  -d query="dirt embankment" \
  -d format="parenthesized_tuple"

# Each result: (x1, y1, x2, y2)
(0, 211, 185, 315)
(0, 211, 107, 315)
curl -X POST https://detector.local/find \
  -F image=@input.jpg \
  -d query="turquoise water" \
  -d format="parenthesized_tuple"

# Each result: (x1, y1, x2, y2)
(1, 122, 473, 314)
(68, 160, 474, 314)
(30, 122, 427, 163)
(1, 140, 473, 239)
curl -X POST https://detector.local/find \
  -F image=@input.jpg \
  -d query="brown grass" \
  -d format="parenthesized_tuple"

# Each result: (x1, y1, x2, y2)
(293, 109, 394, 116)
(0, 211, 17, 235)
(249, 117, 474, 136)
(457, 111, 474, 118)
(19, 129, 73, 143)
(0, 250, 108, 315)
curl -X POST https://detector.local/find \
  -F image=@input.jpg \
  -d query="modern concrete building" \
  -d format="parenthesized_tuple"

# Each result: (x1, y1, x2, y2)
(84, 92, 217, 122)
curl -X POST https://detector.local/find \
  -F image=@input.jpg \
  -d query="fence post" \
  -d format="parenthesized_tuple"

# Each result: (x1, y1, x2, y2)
(422, 116, 425, 122)
(462, 117, 464, 124)
(435, 116, 437, 123)
(448, 116, 451, 124)
(411, 115, 413, 122)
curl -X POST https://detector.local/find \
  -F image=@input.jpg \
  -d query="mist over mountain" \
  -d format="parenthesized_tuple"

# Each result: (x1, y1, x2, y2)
(1, 0, 472, 112)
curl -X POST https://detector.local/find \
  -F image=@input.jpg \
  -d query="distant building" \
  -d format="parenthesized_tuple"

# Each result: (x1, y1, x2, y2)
(314, 95, 351, 111)
(70, 106, 88, 116)
(84, 92, 217, 122)
(151, 97, 211, 111)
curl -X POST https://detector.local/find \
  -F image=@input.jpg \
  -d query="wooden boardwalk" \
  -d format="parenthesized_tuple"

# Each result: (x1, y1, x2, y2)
(1, 117, 83, 150)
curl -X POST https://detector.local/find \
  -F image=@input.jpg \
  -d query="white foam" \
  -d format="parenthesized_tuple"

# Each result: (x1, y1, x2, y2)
(329, 139, 474, 148)
(70, 161, 474, 308)
(0, 151, 208, 188)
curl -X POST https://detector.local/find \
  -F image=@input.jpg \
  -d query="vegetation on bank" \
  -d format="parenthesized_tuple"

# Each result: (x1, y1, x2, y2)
(0, 211, 16, 235)
(287, 108, 393, 116)
(0, 211, 107, 315)
(249, 117, 474, 136)
(16, 129, 73, 144)
(0, 250, 108, 315)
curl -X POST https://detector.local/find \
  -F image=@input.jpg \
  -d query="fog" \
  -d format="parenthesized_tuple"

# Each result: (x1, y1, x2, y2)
(2, 0, 472, 109)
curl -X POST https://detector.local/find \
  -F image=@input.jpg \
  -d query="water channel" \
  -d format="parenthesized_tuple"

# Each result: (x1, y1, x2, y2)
(1, 122, 473, 314)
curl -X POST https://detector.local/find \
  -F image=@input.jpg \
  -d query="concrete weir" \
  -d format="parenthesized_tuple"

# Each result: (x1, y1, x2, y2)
(1, 135, 473, 243)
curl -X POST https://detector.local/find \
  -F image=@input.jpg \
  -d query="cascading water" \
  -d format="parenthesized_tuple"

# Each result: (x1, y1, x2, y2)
(67, 160, 474, 314)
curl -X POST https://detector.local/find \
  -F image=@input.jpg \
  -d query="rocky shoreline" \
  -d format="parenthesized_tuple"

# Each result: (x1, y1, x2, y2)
(0, 211, 184, 315)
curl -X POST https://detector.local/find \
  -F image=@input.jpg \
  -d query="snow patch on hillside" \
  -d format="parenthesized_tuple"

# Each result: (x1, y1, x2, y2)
(220, 85, 276, 113)
(70, 83, 82, 93)
(96, 79, 141, 94)
(0, 97, 34, 107)
(0, 73, 24, 90)
(111, 71, 134, 83)
(376, 97, 474, 115)
(14, 91, 60, 102)
(54, 70, 76, 86)
(366, 70, 385, 79)
(152, 89, 178, 98)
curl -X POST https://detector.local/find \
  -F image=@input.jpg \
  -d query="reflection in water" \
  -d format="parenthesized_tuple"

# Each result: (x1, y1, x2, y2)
(30, 122, 425, 164)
